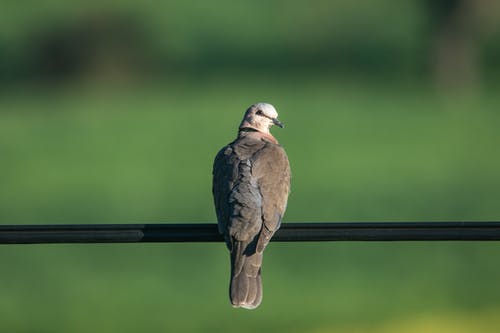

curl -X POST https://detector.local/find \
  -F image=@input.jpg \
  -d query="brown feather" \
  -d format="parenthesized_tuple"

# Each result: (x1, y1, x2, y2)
(212, 104, 290, 309)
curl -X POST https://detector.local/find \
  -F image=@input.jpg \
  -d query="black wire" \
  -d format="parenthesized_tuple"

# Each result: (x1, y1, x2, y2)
(1, 222, 500, 244)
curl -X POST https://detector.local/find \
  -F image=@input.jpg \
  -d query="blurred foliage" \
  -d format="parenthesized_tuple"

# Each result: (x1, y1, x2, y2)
(0, 0, 499, 84)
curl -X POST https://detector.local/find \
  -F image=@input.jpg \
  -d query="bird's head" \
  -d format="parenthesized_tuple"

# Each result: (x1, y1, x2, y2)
(239, 102, 284, 134)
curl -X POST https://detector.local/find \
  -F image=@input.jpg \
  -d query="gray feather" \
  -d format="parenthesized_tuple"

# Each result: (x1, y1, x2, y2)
(213, 128, 290, 309)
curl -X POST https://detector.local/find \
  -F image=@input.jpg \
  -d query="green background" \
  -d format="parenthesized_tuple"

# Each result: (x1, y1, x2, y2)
(1, 1, 500, 332)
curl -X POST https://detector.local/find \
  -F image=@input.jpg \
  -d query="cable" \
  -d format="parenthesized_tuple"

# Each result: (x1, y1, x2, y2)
(1, 222, 499, 244)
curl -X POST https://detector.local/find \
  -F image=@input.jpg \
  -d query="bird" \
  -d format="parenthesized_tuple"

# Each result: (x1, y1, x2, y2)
(212, 102, 291, 309)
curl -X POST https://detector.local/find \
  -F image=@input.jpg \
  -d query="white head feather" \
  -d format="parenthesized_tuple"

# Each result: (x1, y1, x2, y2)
(239, 102, 283, 134)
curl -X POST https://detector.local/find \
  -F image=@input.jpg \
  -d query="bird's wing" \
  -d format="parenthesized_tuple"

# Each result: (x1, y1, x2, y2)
(251, 141, 291, 253)
(212, 145, 237, 247)
(224, 137, 266, 244)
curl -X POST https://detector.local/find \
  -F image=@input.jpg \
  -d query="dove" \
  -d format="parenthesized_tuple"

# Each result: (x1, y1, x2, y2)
(212, 102, 290, 309)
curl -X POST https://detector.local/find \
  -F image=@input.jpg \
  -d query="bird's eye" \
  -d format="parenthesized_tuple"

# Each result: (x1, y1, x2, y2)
(256, 110, 263, 115)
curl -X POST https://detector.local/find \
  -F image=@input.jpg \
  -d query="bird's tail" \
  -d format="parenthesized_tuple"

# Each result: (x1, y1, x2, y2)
(229, 241, 263, 309)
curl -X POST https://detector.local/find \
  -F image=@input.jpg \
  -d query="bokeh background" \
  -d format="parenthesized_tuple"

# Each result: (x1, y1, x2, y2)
(1, 1, 500, 332)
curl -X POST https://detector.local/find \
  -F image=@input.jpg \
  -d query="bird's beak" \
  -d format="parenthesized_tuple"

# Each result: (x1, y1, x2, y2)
(272, 118, 284, 128)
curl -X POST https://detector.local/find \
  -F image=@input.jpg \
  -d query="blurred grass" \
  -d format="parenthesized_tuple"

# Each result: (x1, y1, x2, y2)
(312, 307, 500, 333)
(1, 76, 500, 332)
